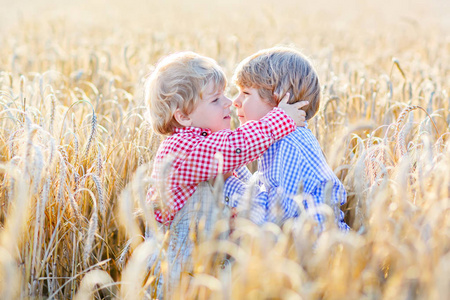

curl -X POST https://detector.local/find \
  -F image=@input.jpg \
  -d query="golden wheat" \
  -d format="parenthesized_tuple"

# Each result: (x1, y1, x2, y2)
(0, 0, 449, 299)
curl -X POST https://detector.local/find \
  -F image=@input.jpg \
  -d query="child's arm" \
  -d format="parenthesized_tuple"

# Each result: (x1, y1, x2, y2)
(233, 166, 252, 183)
(172, 107, 299, 184)
(223, 175, 267, 225)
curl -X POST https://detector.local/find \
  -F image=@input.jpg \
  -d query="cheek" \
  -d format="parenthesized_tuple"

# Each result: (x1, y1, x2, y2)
(242, 104, 256, 120)
(242, 101, 253, 114)
(252, 102, 272, 119)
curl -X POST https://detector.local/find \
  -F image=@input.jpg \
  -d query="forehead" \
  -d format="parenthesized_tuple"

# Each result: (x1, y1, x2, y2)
(202, 81, 224, 97)
(237, 84, 260, 91)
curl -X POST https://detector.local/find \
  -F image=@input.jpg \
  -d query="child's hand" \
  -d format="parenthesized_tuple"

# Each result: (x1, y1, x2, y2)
(277, 93, 308, 127)
(223, 172, 233, 181)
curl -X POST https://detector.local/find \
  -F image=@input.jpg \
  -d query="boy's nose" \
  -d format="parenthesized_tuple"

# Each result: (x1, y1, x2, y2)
(233, 95, 242, 108)
(223, 97, 232, 108)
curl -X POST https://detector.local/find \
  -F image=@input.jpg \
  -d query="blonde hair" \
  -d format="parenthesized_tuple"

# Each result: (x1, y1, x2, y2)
(233, 46, 320, 120)
(145, 52, 226, 135)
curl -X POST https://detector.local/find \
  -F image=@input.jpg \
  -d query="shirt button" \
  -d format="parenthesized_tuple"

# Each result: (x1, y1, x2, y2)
(235, 148, 242, 154)
(201, 132, 208, 136)
(225, 196, 229, 203)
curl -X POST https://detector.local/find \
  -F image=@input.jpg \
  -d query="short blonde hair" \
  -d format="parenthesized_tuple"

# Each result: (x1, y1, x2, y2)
(233, 46, 320, 120)
(145, 52, 226, 135)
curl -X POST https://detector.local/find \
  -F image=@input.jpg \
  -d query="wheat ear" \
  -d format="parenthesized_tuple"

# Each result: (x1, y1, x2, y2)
(84, 112, 97, 157)
(395, 105, 440, 158)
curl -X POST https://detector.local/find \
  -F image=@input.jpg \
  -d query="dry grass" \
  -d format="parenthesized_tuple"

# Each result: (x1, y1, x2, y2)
(0, 0, 449, 299)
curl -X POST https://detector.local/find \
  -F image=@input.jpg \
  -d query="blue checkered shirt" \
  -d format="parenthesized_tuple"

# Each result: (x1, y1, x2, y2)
(224, 127, 350, 231)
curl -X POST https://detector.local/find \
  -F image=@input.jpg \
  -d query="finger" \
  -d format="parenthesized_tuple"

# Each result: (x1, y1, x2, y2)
(298, 110, 306, 117)
(278, 92, 290, 105)
(296, 100, 309, 109)
(273, 93, 279, 100)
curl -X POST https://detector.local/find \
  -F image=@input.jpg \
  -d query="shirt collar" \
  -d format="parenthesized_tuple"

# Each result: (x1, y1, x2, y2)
(173, 126, 212, 136)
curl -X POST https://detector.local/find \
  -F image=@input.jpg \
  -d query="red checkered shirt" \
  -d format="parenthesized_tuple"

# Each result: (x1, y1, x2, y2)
(147, 107, 296, 224)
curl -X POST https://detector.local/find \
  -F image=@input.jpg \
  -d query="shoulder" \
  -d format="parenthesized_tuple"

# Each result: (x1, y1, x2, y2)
(271, 128, 307, 151)
(158, 131, 202, 153)
(162, 132, 198, 145)
(263, 133, 304, 164)
(294, 126, 318, 141)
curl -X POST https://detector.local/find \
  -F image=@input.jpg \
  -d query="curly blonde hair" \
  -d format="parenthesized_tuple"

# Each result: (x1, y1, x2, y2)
(233, 46, 320, 120)
(145, 52, 226, 135)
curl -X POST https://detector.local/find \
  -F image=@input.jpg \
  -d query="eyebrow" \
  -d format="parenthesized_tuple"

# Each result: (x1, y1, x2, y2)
(208, 90, 222, 99)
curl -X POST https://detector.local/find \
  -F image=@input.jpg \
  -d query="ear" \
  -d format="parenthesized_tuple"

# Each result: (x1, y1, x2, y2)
(174, 109, 192, 127)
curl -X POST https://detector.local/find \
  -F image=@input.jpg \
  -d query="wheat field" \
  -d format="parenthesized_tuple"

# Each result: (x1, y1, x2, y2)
(0, 0, 449, 299)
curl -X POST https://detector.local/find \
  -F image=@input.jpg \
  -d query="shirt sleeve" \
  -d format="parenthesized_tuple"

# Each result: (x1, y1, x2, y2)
(233, 166, 252, 183)
(223, 175, 267, 225)
(172, 107, 296, 186)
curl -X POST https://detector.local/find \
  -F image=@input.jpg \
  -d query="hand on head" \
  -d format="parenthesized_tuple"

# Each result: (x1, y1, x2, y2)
(277, 93, 308, 127)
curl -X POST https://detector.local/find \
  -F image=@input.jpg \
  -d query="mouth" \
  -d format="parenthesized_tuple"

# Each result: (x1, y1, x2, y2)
(224, 115, 231, 119)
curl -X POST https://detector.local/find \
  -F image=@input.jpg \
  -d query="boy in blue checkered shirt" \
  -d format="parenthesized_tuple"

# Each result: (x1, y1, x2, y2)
(225, 46, 350, 231)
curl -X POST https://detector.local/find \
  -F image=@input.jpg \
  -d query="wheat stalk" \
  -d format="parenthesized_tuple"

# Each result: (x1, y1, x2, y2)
(395, 105, 440, 158)
(0, 4, 448, 298)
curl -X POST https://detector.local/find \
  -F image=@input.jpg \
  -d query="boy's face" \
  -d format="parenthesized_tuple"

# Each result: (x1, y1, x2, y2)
(233, 87, 275, 124)
(187, 81, 232, 132)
